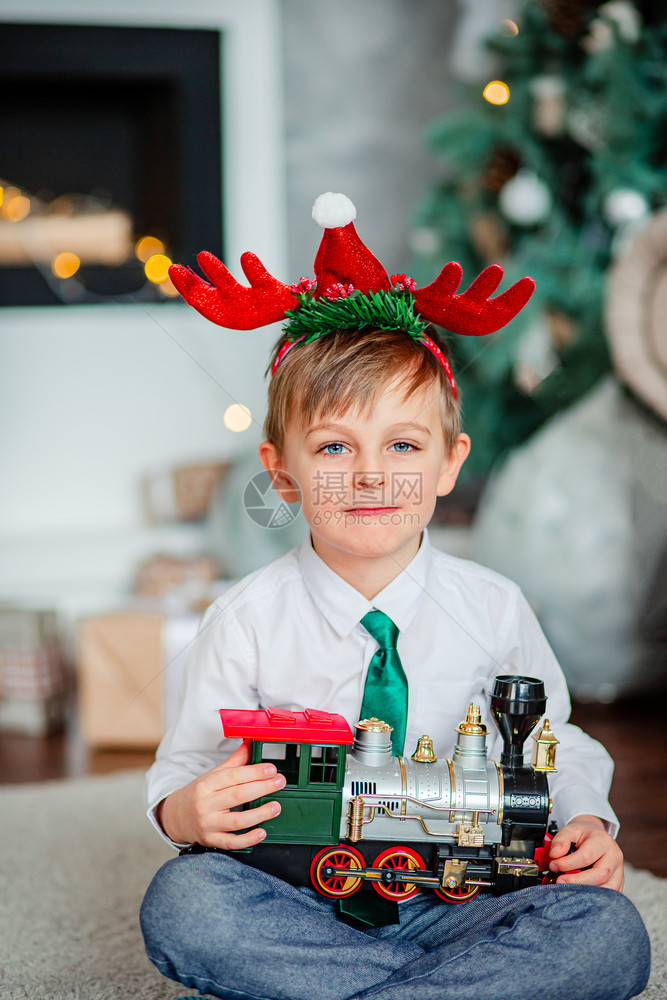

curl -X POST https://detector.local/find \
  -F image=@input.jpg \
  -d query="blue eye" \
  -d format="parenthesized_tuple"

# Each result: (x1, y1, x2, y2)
(321, 442, 347, 455)
(391, 441, 415, 452)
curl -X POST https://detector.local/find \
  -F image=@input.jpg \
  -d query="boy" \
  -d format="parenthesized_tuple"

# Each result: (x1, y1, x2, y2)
(141, 195, 650, 1000)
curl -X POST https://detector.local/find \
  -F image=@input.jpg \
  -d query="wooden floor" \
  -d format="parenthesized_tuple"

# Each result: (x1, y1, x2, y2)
(1, 695, 665, 879)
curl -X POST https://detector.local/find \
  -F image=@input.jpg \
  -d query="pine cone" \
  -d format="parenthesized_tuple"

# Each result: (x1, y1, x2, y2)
(483, 147, 521, 194)
(545, 0, 598, 38)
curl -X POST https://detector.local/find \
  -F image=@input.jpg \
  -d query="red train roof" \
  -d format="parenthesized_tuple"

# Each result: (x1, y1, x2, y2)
(219, 707, 354, 744)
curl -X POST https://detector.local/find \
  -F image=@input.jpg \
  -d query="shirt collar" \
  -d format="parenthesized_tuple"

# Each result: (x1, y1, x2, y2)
(298, 530, 432, 638)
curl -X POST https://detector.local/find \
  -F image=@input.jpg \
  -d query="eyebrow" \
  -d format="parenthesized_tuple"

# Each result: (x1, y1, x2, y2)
(306, 422, 431, 437)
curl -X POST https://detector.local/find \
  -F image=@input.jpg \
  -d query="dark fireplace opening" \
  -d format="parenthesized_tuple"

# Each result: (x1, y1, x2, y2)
(0, 22, 223, 306)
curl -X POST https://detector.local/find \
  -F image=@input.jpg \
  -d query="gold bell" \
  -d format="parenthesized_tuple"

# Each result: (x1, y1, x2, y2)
(411, 734, 437, 763)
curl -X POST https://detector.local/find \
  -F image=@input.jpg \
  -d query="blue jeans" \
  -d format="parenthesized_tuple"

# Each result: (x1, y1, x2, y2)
(141, 853, 650, 1000)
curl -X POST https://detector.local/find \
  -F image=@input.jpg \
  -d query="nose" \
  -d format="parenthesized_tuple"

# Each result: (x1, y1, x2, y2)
(354, 470, 386, 492)
(351, 444, 388, 496)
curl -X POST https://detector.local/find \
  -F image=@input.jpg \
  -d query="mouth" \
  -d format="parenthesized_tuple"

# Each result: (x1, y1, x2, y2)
(343, 507, 400, 515)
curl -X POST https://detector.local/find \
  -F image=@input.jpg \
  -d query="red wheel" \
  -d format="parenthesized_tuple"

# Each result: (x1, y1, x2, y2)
(310, 846, 365, 898)
(372, 847, 424, 900)
(434, 883, 481, 903)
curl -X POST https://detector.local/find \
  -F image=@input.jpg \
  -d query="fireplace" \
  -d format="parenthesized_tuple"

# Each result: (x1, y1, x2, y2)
(0, 21, 223, 306)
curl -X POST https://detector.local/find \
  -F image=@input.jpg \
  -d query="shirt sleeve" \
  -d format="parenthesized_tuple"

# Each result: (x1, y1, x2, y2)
(485, 587, 619, 838)
(144, 598, 260, 847)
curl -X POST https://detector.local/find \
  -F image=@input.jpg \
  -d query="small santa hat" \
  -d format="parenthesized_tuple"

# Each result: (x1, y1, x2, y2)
(311, 193, 391, 295)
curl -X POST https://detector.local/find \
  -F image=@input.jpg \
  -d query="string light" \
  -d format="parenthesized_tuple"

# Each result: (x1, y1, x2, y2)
(144, 253, 172, 283)
(135, 235, 166, 263)
(0, 181, 176, 301)
(483, 80, 511, 105)
(223, 403, 252, 432)
(52, 252, 81, 279)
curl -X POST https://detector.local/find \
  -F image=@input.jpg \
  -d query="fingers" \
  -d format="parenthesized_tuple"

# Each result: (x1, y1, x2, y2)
(549, 822, 624, 891)
(215, 739, 251, 769)
(549, 841, 594, 871)
(556, 863, 625, 892)
(205, 758, 286, 798)
(190, 761, 287, 848)
(198, 797, 283, 851)
(547, 835, 570, 859)
(212, 771, 287, 811)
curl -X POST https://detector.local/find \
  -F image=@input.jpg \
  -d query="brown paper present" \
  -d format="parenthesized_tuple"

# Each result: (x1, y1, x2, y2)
(77, 613, 165, 749)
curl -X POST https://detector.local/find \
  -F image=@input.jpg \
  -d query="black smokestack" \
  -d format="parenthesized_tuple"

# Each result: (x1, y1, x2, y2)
(490, 675, 546, 768)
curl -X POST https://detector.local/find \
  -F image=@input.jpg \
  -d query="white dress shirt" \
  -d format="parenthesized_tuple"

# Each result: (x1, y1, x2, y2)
(145, 530, 618, 845)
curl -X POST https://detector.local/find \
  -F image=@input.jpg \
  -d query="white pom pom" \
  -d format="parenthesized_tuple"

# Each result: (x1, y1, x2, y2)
(312, 192, 357, 229)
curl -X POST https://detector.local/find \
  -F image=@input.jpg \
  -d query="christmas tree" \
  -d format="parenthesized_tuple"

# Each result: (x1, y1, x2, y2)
(412, 0, 667, 479)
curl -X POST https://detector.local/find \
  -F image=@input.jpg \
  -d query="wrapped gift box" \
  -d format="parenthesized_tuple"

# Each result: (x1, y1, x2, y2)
(77, 610, 200, 749)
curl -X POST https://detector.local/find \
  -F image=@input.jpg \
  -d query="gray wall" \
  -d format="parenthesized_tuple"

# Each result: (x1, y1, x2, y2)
(282, 0, 460, 280)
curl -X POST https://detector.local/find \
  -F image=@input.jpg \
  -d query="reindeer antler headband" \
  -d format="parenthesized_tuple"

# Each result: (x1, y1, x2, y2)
(168, 193, 536, 398)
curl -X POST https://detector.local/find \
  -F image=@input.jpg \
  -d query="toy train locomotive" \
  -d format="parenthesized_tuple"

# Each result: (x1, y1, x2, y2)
(184, 675, 560, 903)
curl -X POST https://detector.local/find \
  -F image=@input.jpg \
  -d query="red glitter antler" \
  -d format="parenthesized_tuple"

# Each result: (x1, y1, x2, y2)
(168, 251, 297, 330)
(413, 262, 536, 337)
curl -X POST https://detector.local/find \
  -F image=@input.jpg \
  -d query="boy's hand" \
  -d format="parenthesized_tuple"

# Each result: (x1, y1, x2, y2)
(548, 814, 624, 891)
(157, 740, 286, 849)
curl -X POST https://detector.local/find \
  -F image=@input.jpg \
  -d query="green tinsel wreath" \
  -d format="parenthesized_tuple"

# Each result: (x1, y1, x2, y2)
(282, 289, 427, 342)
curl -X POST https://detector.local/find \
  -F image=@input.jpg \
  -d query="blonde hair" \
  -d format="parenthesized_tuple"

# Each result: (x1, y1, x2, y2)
(264, 326, 461, 453)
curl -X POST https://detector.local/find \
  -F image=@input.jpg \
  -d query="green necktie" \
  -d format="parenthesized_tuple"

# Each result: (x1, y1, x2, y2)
(359, 610, 408, 756)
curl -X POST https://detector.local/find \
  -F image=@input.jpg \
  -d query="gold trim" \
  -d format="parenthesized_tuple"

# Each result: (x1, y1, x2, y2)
(455, 820, 484, 846)
(346, 795, 364, 842)
(399, 756, 407, 818)
(447, 757, 457, 822)
(356, 798, 493, 838)
(495, 760, 504, 825)
(442, 859, 467, 889)
(356, 717, 392, 732)
(362, 794, 494, 814)
(447, 757, 456, 799)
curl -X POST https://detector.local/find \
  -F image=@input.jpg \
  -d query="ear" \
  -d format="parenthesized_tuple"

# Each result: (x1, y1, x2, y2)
(258, 440, 301, 504)
(436, 433, 470, 497)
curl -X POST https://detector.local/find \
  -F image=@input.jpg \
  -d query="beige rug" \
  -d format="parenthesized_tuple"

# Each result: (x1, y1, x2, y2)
(0, 771, 665, 999)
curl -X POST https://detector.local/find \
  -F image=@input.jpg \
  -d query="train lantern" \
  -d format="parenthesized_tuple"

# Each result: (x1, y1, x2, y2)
(184, 675, 559, 903)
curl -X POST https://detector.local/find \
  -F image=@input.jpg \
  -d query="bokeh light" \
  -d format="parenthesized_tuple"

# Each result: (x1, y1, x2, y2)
(135, 235, 166, 263)
(52, 252, 81, 279)
(3, 189, 31, 221)
(223, 403, 253, 433)
(158, 276, 180, 297)
(144, 253, 172, 283)
(483, 80, 511, 105)
(500, 19, 519, 36)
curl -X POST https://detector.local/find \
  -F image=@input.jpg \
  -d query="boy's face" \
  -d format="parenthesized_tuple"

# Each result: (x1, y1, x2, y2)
(260, 379, 470, 577)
